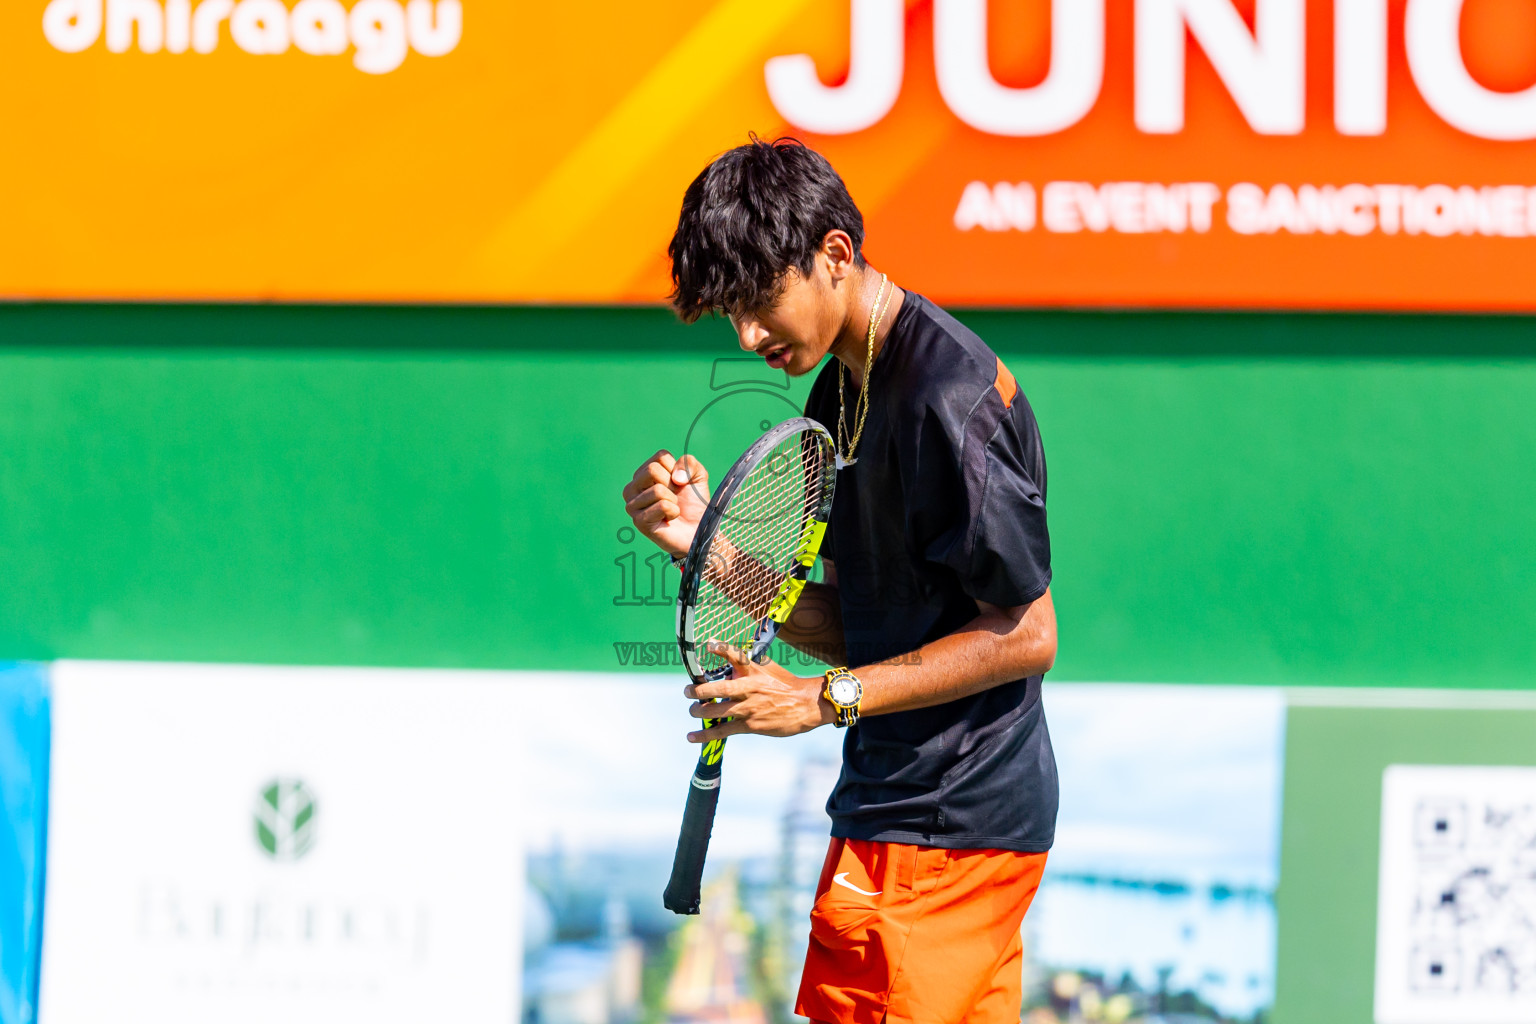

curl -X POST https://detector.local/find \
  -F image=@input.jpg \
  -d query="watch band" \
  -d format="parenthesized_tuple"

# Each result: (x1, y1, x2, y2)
(822, 667, 862, 728)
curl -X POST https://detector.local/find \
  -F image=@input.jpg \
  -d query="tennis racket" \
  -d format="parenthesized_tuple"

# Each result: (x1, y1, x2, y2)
(662, 417, 837, 915)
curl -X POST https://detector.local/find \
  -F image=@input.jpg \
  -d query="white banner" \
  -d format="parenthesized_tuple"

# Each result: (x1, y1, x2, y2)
(39, 661, 524, 1024)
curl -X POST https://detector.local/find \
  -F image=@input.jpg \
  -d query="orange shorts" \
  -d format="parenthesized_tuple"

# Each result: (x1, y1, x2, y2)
(795, 837, 1048, 1024)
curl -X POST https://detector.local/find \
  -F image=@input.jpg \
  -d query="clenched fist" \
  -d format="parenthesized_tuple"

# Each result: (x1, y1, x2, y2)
(620, 450, 710, 558)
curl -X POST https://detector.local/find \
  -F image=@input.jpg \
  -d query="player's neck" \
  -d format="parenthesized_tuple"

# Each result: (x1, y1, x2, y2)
(830, 267, 904, 388)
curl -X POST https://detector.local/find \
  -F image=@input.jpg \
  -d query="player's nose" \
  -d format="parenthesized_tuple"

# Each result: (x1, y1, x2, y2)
(733, 316, 769, 352)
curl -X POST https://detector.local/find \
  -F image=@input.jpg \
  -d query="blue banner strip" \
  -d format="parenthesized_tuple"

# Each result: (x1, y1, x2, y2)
(0, 664, 48, 1024)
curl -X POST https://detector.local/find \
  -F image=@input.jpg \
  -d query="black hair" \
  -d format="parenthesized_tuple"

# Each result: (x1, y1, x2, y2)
(667, 136, 866, 323)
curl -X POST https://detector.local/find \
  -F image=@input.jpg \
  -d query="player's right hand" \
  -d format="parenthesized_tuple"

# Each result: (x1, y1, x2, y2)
(621, 450, 709, 558)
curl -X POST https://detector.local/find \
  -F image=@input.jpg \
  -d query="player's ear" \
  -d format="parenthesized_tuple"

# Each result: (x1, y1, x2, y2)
(821, 230, 856, 281)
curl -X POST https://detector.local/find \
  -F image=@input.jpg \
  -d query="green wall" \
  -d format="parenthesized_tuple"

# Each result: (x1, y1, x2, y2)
(2, 303, 1535, 687)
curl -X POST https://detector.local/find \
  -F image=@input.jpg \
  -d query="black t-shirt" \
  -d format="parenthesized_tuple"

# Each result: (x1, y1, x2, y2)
(803, 292, 1058, 853)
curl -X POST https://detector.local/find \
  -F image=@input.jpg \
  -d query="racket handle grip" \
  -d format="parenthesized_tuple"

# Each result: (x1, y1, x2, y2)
(663, 758, 723, 915)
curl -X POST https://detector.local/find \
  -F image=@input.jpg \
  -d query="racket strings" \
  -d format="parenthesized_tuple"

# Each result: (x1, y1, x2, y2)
(692, 431, 831, 673)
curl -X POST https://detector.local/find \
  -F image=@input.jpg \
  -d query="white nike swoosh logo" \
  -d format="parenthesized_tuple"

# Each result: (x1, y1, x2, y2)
(832, 872, 882, 897)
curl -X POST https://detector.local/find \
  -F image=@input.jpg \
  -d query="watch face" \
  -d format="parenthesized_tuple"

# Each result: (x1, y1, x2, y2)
(830, 676, 859, 707)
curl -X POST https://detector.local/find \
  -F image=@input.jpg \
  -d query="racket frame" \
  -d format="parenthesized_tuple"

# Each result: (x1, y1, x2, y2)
(675, 417, 837, 690)
(663, 417, 836, 915)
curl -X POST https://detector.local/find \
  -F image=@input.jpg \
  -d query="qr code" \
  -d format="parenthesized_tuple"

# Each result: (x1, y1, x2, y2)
(1375, 765, 1536, 1024)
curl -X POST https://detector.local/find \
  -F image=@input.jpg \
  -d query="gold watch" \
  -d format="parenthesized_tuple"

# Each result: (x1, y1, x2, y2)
(822, 667, 863, 728)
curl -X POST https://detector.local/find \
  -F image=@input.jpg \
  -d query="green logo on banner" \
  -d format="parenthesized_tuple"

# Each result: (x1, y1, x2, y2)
(255, 778, 317, 861)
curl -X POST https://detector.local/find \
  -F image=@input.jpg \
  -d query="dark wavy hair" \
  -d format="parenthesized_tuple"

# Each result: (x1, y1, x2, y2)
(668, 136, 866, 323)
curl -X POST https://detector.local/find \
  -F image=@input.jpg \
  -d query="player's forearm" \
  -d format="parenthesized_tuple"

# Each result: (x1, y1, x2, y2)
(854, 590, 1056, 717)
(776, 582, 846, 666)
(692, 535, 771, 616)
(690, 539, 845, 663)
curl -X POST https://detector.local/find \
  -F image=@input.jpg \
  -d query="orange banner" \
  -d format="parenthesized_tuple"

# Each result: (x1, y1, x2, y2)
(6, 0, 1536, 308)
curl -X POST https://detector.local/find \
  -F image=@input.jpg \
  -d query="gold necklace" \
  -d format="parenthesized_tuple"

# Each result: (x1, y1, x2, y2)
(836, 273, 893, 470)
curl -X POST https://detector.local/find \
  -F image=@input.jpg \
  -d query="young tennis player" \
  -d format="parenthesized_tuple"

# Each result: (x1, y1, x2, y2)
(621, 136, 1057, 1024)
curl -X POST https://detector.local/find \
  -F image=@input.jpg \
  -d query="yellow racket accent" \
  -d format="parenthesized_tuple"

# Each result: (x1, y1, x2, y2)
(796, 520, 828, 566)
(767, 577, 807, 623)
(703, 735, 725, 765)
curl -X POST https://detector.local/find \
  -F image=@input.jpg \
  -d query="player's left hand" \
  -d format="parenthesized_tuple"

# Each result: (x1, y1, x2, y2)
(684, 641, 834, 742)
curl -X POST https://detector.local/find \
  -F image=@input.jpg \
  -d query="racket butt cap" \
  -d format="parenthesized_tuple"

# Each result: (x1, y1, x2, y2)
(662, 891, 702, 916)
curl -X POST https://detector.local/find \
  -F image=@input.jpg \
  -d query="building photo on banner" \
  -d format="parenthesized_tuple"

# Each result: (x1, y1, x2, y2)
(3, 2, 1536, 1024)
